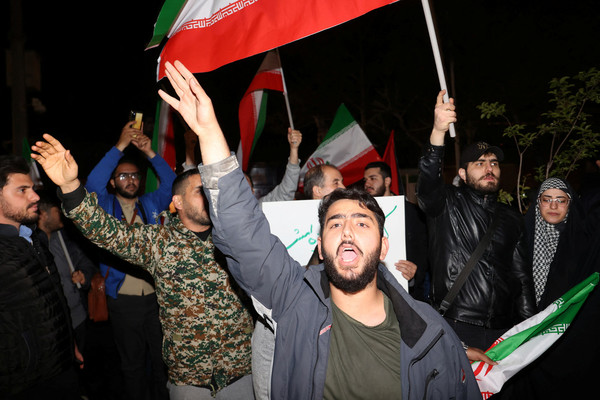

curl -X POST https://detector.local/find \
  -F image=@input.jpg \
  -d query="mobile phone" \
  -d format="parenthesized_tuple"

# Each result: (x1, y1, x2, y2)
(129, 110, 143, 130)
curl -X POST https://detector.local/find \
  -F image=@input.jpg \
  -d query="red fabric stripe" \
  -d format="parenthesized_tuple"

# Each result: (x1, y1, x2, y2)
(158, 0, 396, 77)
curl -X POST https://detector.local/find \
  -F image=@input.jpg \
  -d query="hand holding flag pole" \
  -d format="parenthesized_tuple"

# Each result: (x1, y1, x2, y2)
(421, 0, 455, 137)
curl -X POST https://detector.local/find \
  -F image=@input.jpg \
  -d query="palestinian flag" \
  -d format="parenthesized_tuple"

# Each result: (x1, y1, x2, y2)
(299, 104, 382, 188)
(148, 0, 398, 78)
(236, 50, 284, 171)
(472, 272, 599, 399)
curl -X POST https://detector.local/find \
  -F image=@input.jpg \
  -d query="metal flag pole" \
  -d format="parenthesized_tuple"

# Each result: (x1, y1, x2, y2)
(421, 0, 456, 137)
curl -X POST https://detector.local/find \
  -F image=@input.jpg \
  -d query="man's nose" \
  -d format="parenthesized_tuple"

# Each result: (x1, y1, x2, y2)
(342, 222, 353, 239)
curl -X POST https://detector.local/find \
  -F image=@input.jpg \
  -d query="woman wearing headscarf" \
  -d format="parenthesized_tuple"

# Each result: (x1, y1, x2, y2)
(496, 177, 600, 399)
(526, 177, 592, 309)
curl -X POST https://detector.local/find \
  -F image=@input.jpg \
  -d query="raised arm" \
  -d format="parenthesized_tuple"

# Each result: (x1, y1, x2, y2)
(158, 60, 305, 315)
(32, 134, 157, 269)
(417, 91, 457, 217)
(158, 61, 229, 166)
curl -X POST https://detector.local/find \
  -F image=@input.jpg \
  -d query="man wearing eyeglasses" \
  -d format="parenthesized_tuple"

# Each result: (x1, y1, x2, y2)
(417, 91, 536, 355)
(85, 120, 176, 400)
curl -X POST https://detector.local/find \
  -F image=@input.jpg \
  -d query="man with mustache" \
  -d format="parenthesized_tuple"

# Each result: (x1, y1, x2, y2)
(417, 91, 536, 353)
(84, 121, 176, 399)
(0, 155, 83, 398)
(153, 60, 480, 399)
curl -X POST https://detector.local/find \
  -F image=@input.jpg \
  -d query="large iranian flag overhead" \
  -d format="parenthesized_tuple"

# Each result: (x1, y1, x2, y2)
(148, 0, 398, 78)
(300, 104, 382, 188)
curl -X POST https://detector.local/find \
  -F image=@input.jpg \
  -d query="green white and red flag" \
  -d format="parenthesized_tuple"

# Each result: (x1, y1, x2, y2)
(148, 0, 398, 78)
(472, 272, 599, 399)
(236, 50, 284, 171)
(300, 104, 382, 189)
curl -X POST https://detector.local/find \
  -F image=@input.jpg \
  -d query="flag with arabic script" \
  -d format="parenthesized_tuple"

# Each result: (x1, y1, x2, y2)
(472, 272, 599, 399)
(148, 0, 398, 78)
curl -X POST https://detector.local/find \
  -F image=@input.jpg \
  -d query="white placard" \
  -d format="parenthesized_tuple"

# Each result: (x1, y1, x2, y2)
(261, 196, 407, 289)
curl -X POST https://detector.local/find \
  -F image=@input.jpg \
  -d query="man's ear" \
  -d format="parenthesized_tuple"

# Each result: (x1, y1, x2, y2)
(458, 168, 467, 183)
(379, 236, 389, 261)
(172, 194, 183, 211)
(317, 236, 323, 260)
(109, 178, 116, 189)
(313, 185, 322, 199)
(384, 176, 392, 190)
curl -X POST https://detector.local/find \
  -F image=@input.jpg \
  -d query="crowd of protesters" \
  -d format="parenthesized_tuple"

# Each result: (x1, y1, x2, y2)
(2, 61, 600, 400)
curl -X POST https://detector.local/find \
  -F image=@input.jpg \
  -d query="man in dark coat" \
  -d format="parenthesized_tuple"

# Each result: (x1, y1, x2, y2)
(0, 155, 82, 399)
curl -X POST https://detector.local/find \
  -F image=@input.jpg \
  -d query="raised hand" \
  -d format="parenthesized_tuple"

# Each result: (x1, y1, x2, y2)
(158, 60, 229, 165)
(431, 90, 457, 146)
(31, 134, 80, 193)
(131, 134, 156, 158)
(116, 121, 143, 152)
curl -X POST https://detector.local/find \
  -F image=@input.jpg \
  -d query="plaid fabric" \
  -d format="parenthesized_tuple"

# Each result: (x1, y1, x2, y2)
(532, 178, 570, 304)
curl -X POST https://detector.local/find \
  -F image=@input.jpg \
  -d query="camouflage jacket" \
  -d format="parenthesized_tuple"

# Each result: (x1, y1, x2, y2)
(64, 188, 253, 389)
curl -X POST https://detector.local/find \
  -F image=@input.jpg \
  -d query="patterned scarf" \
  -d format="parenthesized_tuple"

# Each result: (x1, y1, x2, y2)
(532, 178, 570, 305)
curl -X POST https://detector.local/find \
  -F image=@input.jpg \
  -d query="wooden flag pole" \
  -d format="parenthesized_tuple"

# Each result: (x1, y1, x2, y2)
(276, 48, 295, 130)
(421, 0, 456, 137)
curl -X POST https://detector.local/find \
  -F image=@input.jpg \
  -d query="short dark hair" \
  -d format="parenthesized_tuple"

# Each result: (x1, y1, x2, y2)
(364, 161, 391, 180)
(318, 187, 385, 237)
(0, 155, 30, 189)
(303, 165, 327, 199)
(37, 190, 61, 214)
(112, 157, 141, 178)
(172, 169, 200, 196)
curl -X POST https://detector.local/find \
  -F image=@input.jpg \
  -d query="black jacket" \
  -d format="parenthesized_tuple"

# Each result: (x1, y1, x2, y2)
(417, 144, 536, 329)
(0, 224, 73, 395)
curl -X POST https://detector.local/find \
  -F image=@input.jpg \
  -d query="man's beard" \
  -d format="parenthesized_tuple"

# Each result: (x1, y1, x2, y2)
(115, 184, 140, 199)
(366, 183, 386, 197)
(466, 172, 500, 194)
(0, 198, 39, 225)
(322, 240, 380, 294)
(184, 204, 211, 227)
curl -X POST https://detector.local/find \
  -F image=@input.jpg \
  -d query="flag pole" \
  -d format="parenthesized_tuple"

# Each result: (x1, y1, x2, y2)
(421, 0, 456, 137)
(276, 48, 295, 130)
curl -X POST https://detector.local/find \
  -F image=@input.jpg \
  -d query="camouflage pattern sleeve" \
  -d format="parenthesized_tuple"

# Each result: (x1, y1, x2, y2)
(64, 190, 161, 274)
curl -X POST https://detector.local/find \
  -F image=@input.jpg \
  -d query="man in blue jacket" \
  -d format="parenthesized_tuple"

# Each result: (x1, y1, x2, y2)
(157, 61, 481, 399)
(85, 121, 175, 399)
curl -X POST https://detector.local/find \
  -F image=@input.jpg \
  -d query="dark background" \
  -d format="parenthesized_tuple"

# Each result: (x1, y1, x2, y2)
(3, 0, 600, 185)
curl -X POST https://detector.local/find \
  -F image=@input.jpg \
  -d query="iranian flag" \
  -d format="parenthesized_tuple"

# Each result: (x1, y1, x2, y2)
(300, 104, 382, 188)
(472, 272, 599, 399)
(148, 0, 398, 78)
(236, 50, 284, 171)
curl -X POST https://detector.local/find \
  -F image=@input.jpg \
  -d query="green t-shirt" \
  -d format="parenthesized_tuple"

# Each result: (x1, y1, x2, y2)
(324, 293, 402, 400)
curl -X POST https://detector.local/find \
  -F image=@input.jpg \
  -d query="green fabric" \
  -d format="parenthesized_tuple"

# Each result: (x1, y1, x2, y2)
(324, 293, 402, 400)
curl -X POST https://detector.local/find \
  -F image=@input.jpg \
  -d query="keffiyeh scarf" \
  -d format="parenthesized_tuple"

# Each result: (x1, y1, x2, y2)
(532, 178, 570, 305)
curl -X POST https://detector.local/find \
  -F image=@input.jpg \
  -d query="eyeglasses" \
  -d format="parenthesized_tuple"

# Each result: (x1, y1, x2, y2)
(114, 172, 141, 181)
(538, 196, 570, 207)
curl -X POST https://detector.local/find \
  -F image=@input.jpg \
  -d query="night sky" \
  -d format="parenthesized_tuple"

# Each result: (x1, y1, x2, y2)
(3, 0, 600, 182)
